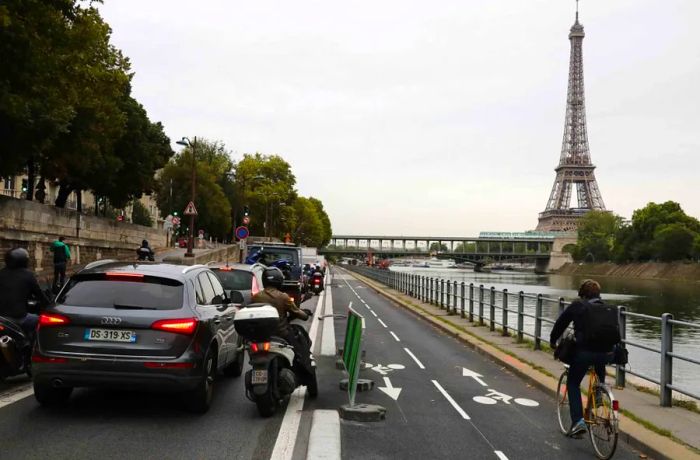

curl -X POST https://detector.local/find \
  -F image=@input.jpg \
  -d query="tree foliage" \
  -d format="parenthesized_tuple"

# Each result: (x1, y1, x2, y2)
(573, 211, 623, 262)
(430, 242, 449, 252)
(131, 200, 153, 227)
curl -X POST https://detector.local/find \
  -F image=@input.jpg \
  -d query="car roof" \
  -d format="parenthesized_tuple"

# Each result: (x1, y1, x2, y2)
(78, 261, 208, 282)
(208, 262, 262, 272)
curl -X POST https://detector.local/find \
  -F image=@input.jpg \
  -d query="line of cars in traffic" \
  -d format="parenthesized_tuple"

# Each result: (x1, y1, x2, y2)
(2, 243, 315, 414)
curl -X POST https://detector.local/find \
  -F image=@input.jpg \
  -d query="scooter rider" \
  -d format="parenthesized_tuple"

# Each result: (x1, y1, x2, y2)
(0, 248, 51, 339)
(136, 239, 155, 261)
(252, 267, 313, 370)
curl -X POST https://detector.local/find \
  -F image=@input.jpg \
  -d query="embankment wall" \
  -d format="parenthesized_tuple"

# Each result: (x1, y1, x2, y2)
(556, 261, 700, 281)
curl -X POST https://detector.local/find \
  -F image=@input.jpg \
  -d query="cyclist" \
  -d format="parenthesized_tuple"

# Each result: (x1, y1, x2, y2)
(550, 279, 618, 437)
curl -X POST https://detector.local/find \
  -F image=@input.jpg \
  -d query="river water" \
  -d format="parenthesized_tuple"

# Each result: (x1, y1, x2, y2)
(390, 266, 700, 398)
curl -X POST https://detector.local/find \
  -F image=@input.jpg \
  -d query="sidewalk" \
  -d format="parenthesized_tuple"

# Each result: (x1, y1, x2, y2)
(345, 268, 700, 460)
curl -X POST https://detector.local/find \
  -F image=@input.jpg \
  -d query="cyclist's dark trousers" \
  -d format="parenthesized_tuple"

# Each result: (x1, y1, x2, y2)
(53, 263, 66, 291)
(568, 350, 609, 423)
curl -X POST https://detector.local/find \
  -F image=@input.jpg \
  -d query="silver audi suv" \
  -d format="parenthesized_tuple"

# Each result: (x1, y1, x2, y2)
(32, 260, 244, 413)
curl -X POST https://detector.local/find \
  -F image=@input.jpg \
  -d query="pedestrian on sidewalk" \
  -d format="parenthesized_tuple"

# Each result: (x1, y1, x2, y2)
(51, 236, 71, 292)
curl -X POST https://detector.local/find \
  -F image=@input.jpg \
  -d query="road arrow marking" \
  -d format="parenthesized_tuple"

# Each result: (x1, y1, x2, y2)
(378, 377, 402, 401)
(462, 367, 487, 386)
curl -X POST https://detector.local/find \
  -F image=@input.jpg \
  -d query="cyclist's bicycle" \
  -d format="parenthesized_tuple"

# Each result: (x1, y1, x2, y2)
(556, 364, 620, 459)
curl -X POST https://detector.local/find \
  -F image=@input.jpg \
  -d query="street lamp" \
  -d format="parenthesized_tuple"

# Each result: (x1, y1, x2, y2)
(176, 136, 197, 257)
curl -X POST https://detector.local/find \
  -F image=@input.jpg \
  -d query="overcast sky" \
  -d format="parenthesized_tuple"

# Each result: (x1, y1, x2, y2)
(99, 0, 699, 236)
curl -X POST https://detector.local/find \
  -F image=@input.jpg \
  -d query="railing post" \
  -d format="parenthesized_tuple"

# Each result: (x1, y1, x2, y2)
(534, 294, 543, 350)
(469, 283, 474, 322)
(660, 313, 673, 407)
(616, 306, 627, 388)
(489, 287, 496, 331)
(440, 279, 445, 309)
(460, 282, 466, 318)
(558, 297, 566, 315)
(429, 278, 434, 304)
(502, 289, 508, 336)
(517, 291, 524, 342)
(421, 276, 425, 301)
(446, 281, 452, 314)
(478, 285, 485, 325)
(453, 281, 458, 315)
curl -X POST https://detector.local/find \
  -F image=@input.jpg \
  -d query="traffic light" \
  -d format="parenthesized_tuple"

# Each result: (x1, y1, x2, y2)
(21, 179, 28, 193)
(173, 211, 178, 216)
(243, 206, 250, 216)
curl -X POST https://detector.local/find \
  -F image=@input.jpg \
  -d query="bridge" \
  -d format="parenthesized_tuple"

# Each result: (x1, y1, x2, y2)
(319, 232, 577, 271)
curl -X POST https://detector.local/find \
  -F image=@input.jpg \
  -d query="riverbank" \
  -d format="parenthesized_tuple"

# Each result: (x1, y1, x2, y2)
(557, 261, 700, 281)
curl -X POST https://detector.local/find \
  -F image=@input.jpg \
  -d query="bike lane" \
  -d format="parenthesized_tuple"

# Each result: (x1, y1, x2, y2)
(332, 268, 640, 460)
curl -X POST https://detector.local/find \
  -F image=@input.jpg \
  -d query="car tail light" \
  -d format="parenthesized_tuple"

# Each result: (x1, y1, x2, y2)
(32, 354, 68, 364)
(0, 324, 4, 331)
(151, 318, 198, 335)
(39, 313, 70, 327)
(612, 400, 620, 411)
(218, 266, 232, 271)
(251, 276, 261, 296)
(144, 361, 194, 369)
(250, 342, 270, 353)
(105, 272, 145, 280)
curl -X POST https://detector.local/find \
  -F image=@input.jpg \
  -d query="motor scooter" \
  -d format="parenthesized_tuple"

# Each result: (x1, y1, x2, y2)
(310, 273, 323, 295)
(233, 304, 318, 417)
(0, 316, 32, 381)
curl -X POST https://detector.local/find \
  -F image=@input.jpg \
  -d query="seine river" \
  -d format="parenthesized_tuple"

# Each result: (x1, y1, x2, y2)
(391, 266, 700, 398)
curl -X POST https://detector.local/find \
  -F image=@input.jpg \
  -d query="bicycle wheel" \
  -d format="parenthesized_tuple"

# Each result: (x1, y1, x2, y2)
(588, 386, 618, 459)
(556, 370, 572, 435)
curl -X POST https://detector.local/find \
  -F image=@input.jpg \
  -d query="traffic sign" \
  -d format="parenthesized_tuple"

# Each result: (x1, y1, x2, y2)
(242, 216, 250, 225)
(172, 217, 181, 226)
(183, 201, 198, 216)
(235, 226, 250, 240)
(342, 304, 365, 407)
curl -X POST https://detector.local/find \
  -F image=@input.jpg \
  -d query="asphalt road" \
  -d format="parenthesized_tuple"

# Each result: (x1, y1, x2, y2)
(0, 296, 320, 460)
(327, 267, 644, 460)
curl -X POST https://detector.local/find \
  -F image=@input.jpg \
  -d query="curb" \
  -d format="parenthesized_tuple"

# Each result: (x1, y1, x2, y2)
(343, 268, 700, 460)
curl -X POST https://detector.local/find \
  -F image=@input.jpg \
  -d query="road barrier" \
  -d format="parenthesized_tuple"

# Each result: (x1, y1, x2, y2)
(342, 306, 365, 407)
(344, 265, 700, 408)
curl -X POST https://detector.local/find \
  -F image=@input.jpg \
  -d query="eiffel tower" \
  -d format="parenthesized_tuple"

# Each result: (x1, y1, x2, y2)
(536, 1, 606, 232)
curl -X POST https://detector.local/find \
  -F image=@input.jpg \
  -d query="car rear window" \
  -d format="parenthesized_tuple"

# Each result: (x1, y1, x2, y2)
(249, 247, 298, 265)
(213, 270, 253, 291)
(58, 275, 184, 310)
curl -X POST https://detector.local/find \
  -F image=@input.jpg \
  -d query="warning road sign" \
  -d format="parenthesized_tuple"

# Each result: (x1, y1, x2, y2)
(183, 201, 198, 216)
(242, 216, 250, 225)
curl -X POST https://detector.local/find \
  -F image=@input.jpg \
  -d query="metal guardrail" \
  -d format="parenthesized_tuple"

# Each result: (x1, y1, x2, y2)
(345, 265, 700, 408)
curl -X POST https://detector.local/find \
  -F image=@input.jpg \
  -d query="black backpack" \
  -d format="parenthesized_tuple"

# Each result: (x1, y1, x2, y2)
(582, 300, 621, 349)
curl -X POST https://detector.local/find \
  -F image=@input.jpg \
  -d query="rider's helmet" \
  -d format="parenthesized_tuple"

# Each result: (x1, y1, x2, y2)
(141, 239, 149, 248)
(578, 279, 601, 299)
(4, 248, 30, 269)
(262, 267, 284, 289)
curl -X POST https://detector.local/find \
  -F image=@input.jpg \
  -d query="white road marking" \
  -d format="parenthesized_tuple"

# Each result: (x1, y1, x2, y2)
(378, 377, 402, 401)
(432, 380, 470, 420)
(403, 347, 424, 369)
(462, 367, 488, 387)
(0, 384, 33, 409)
(377, 318, 388, 328)
(320, 285, 336, 356)
(269, 387, 307, 460)
(513, 398, 539, 407)
(307, 291, 325, 355)
(495, 451, 509, 460)
(370, 310, 378, 317)
(390, 331, 401, 342)
(307, 410, 341, 460)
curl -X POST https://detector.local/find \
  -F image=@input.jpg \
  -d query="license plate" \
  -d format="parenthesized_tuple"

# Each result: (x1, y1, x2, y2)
(251, 369, 268, 384)
(84, 328, 136, 343)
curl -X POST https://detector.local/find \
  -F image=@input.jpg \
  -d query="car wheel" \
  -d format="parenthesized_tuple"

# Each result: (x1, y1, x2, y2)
(223, 339, 244, 378)
(34, 381, 73, 406)
(186, 349, 216, 414)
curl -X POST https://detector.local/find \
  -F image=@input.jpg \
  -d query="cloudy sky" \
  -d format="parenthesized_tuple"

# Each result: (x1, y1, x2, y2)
(99, 0, 699, 236)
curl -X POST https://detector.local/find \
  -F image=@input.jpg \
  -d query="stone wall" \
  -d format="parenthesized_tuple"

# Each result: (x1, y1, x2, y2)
(0, 195, 166, 272)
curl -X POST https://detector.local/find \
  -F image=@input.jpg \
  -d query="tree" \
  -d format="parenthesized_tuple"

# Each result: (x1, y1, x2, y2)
(287, 197, 323, 247)
(232, 153, 297, 237)
(653, 223, 695, 261)
(308, 197, 332, 246)
(155, 141, 232, 239)
(454, 242, 476, 253)
(131, 200, 153, 227)
(430, 242, 449, 252)
(573, 211, 623, 262)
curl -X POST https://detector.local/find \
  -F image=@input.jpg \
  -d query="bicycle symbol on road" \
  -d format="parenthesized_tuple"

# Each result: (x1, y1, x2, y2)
(363, 362, 405, 376)
(473, 389, 539, 407)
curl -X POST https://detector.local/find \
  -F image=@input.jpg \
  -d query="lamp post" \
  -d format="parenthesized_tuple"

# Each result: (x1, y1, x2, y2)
(176, 136, 197, 257)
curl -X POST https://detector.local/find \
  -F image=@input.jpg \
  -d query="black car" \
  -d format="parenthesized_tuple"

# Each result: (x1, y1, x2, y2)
(32, 261, 244, 413)
(247, 243, 304, 305)
(209, 263, 265, 306)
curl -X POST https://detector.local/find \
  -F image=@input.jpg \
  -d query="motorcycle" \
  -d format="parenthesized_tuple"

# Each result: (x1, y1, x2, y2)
(0, 316, 32, 381)
(310, 273, 324, 295)
(233, 304, 318, 417)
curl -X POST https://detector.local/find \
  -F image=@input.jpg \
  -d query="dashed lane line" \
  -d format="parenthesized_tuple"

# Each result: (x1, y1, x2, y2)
(369, 310, 378, 318)
(494, 451, 509, 460)
(403, 347, 425, 369)
(389, 331, 401, 342)
(307, 410, 341, 460)
(377, 318, 388, 328)
(269, 387, 307, 460)
(431, 380, 471, 420)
